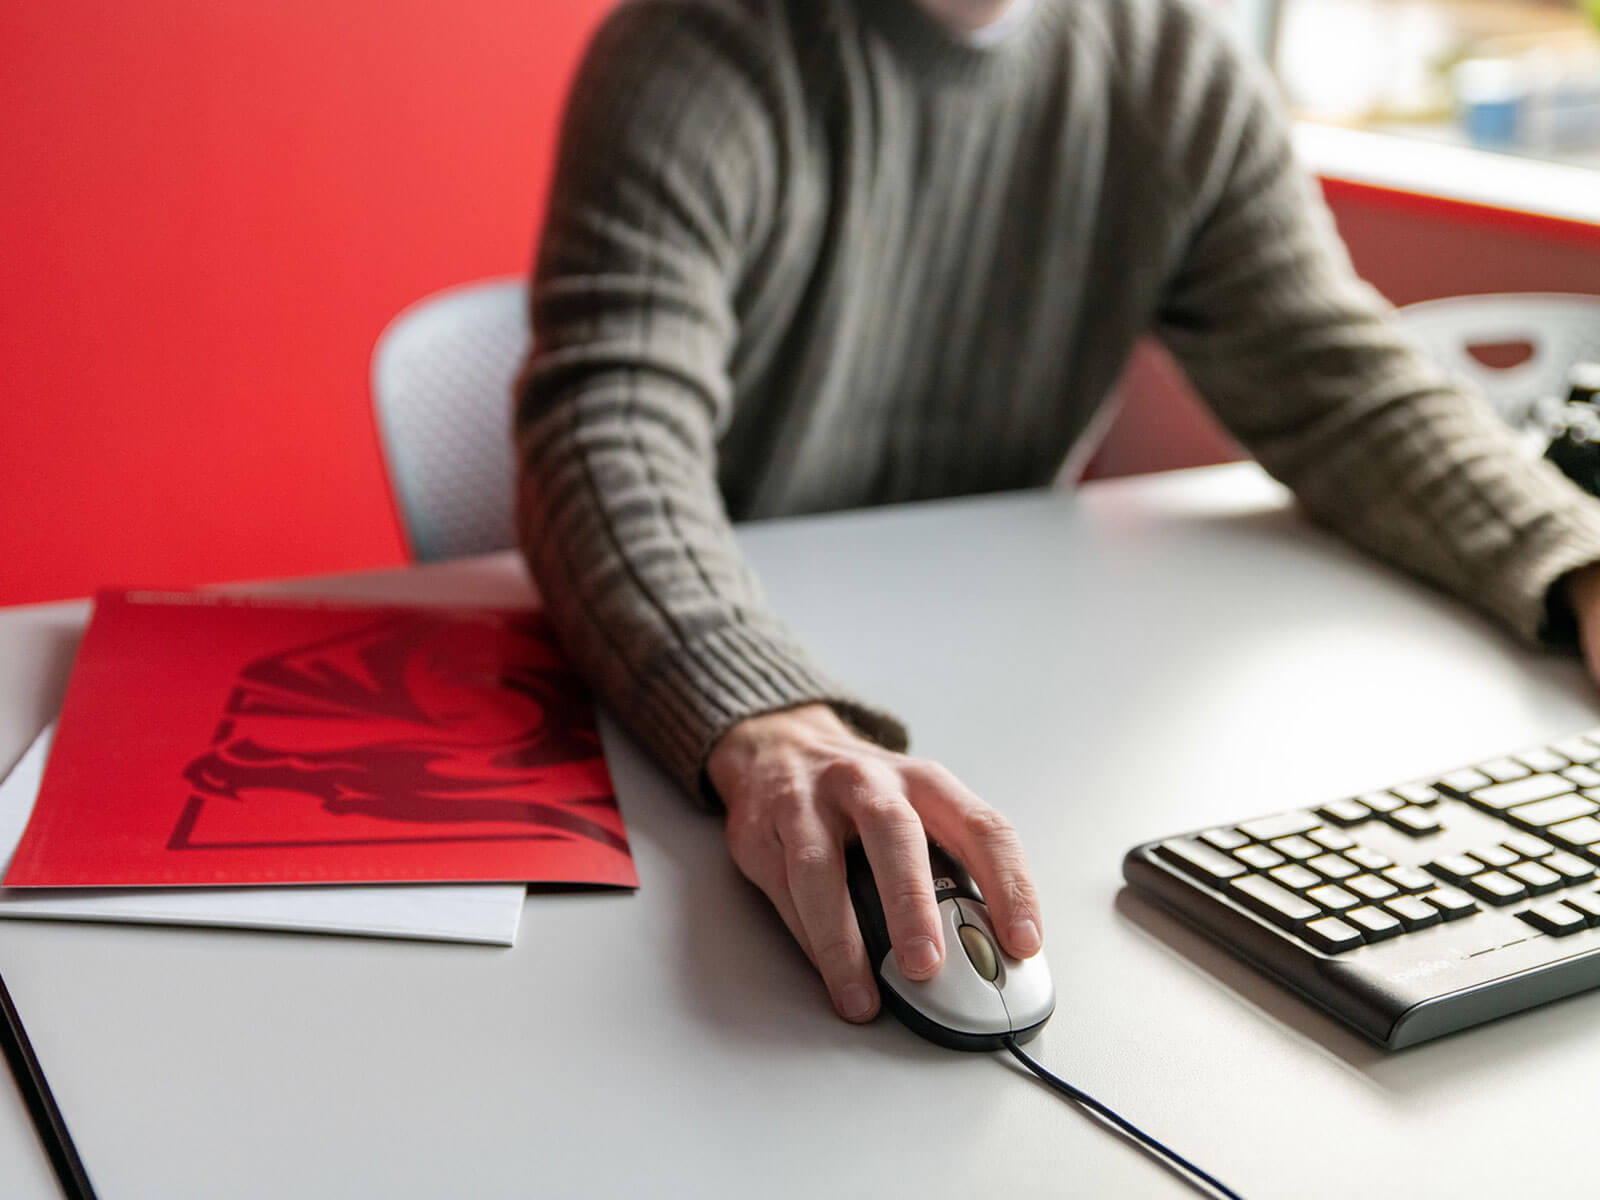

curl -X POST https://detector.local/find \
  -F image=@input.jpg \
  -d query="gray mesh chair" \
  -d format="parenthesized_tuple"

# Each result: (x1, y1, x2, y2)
(1394, 293, 1600, 429)
(371, 278, 530, 561)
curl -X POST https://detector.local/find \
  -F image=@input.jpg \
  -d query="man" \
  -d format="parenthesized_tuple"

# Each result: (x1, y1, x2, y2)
(515, 0, 1600, 1026)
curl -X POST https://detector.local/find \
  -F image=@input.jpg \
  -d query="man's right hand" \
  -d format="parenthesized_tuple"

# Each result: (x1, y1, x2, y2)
(705, 703, 1043, 1023)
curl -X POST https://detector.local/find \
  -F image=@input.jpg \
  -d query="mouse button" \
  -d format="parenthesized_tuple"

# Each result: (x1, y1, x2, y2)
(936, 896, 969, 960)
(878, 950, 1011, 1037)
(953, 899, 1055, 1032)
(957, 924, 999, 981)
(877, 899, 1009, 1035)
(995, 943, 1056, 1033)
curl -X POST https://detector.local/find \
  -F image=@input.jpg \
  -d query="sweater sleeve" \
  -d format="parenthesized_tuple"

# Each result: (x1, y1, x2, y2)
(515, 3, 908, 802)
(1143, 4, 1600, 645)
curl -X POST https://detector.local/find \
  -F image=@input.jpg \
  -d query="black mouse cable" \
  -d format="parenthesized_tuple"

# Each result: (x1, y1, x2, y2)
(1, 968, 98, 1200)
(1000, 1035, 1245, 1200)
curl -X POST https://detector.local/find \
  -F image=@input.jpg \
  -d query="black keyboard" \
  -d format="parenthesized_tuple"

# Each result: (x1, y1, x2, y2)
(1123, 728, 1600, 1048)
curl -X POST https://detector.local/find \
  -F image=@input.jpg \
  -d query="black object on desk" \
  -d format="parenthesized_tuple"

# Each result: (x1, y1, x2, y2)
(1539, 361, 1600, 497)
(1545, 430, 1600, 497)
(0, 968, 97, 1200)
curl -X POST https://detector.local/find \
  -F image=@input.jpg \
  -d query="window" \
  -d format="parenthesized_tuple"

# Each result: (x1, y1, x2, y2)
(1262, 0, 1600, 168)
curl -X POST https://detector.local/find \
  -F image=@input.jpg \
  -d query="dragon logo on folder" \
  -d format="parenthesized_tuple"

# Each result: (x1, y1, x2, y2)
(174, 610, 626, 853)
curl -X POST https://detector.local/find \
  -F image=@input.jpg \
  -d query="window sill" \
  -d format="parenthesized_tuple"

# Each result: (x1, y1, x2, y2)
(1294, 121, 1600, 228)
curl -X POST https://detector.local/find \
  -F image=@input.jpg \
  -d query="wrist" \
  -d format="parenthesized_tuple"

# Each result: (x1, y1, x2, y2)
(706, 703, 852, 798)
(1547, 562, 1600, 649)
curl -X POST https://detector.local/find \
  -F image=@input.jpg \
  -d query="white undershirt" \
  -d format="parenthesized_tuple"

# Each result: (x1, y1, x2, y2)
(963, 0, 1037, 47)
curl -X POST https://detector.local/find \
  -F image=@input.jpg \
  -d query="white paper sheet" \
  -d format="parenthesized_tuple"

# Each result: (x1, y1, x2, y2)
(0, 726, 525, 945)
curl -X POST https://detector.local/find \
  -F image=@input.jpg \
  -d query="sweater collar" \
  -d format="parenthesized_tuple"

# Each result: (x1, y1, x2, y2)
(859, 0, 1060, 87)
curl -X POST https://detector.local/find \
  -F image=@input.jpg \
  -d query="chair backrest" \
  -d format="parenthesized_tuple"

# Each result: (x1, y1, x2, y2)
(1392, 293, 1600, 428)
(371, 278, 530, 561)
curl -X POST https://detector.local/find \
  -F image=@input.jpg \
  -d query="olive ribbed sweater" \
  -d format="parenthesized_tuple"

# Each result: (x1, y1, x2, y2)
(515, 0, 1600, 796)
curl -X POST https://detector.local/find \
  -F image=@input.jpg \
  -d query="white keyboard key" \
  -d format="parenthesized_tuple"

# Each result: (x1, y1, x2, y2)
(1238, 811, 1320, 841)
(1563, 765, 1600, 788)
(1509, 794, 1598, 828)
(1518, 748, 1570, 773)
(1549, 816, 1600, 848)
(1552, 737, 1600, 764)
(1302, 917, 1364, 952)
(1470, 773, 1575, 810)
(1478, 757, 1531, 783)
(1229, 875, 1320, 926)
(1440, 768, 1493, 794)
(1393, 782, 1442, 806)
(1357, 791, 1404, 814)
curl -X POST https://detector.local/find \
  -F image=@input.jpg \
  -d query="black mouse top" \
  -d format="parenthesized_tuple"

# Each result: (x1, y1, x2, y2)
(846, 840, 1054, 1051)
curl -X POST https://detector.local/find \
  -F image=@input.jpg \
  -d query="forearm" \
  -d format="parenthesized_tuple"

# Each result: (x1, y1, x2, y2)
(1265, 377, 1600, 644)
(515, 372, 907, 800)
(1154, 46, 1600, 644)
(1179, 254, 1600, 644)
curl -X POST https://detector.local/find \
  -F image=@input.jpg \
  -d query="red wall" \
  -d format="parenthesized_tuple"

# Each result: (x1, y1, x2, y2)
(0, 1, 615, 606)
(3, 1, 1598, 605)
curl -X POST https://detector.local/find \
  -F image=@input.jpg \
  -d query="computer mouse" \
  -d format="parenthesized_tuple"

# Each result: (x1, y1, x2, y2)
(845, 839, 1054, 1051)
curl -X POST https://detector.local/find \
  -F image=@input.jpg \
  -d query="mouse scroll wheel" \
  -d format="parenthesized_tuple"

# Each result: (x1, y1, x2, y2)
(957, 923, 999, 981)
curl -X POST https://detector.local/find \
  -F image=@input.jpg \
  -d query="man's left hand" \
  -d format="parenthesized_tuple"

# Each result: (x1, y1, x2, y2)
(1566, 563, 1600, 683)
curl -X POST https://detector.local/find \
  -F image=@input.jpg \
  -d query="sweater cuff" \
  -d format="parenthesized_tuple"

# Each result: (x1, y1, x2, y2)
(627, 624, 910, 806)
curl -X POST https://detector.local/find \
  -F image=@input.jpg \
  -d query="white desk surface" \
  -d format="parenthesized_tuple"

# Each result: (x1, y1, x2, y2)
(7, 461, 1600, 1198)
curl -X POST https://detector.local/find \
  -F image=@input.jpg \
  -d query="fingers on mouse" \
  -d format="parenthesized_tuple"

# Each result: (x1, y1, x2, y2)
(845, 839, 1054, 1050)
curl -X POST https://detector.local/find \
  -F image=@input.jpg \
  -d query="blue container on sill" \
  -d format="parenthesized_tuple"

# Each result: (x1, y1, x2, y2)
(1454, 58, 1527, 151)
(1464, 97, 1522, 148)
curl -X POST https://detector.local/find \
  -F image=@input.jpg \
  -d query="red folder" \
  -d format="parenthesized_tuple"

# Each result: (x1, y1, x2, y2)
(5, 591, 638, 889)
